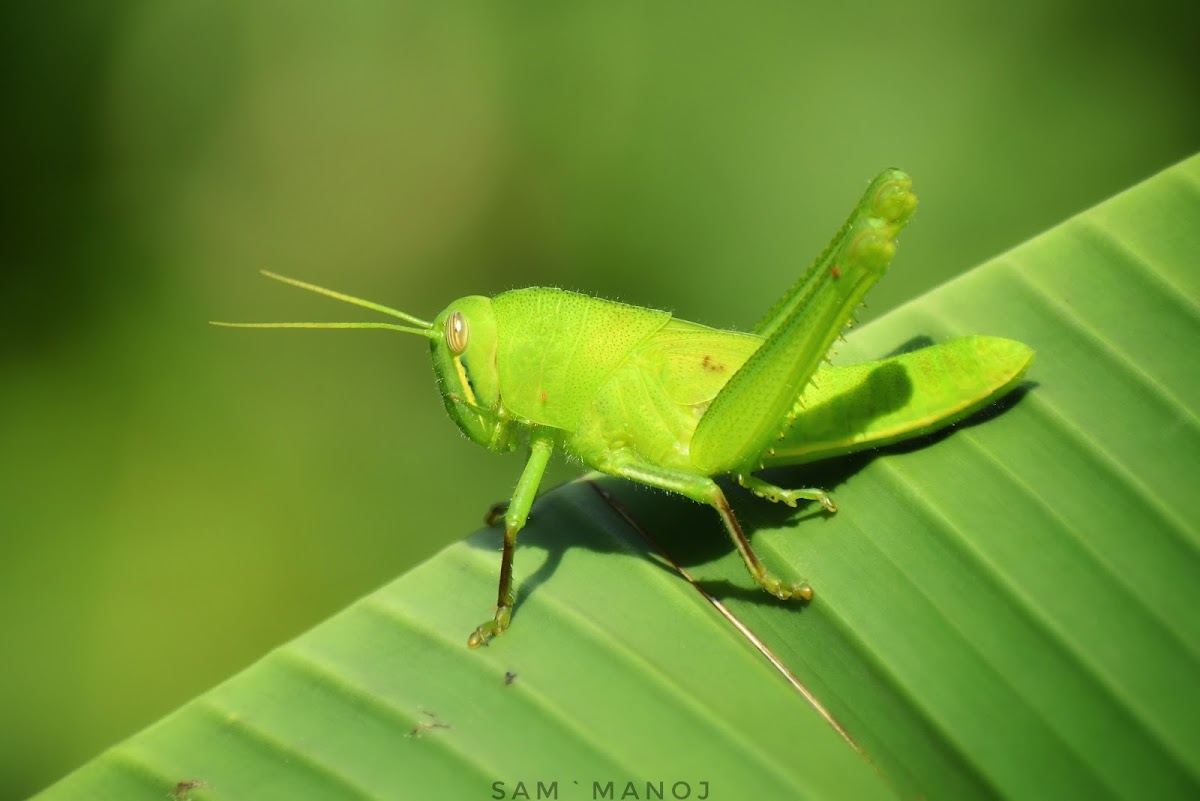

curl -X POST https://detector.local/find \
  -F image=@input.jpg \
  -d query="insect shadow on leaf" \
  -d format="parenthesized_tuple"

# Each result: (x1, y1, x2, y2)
(463, 359, 1033, 612)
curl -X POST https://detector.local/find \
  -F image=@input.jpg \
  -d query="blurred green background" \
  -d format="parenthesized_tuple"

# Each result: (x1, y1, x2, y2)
(1, 0, 1196, 797)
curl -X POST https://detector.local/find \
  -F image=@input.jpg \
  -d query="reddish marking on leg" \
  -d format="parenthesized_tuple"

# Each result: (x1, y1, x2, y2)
(497, 526, 517, 607)
(713, 493, 765, 574)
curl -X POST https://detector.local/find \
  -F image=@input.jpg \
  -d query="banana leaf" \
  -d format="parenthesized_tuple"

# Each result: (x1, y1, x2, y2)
(34, 154, 1200, 801)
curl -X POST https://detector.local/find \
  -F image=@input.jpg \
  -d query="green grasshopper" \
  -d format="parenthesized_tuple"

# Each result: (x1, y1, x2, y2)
(215, 170, 1034, 647)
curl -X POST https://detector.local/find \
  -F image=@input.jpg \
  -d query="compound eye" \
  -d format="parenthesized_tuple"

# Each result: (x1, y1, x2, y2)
(445, 311, 469, 355)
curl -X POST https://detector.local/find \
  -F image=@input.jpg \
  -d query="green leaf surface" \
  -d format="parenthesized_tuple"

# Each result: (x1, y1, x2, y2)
(36, 155, 1200, 801)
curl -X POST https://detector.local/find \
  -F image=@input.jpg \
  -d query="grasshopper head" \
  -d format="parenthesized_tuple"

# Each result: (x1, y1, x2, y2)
(429, 296, 511, 452)
(212, 271, 510, 452)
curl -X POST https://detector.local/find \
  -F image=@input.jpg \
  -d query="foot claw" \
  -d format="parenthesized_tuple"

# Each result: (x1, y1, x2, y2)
(467, 606, 512, 648)
(736, 474, 835, 512)
(758, 574, 815, 602)
(483, 502, 509, 527)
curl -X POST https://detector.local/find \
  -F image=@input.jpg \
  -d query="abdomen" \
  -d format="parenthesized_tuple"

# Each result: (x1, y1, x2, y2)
(566, 319, 760, 472)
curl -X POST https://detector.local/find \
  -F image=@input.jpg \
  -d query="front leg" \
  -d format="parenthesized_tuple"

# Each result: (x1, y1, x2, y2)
(468, 435, 555, 648)
(609, 461, 813, 602)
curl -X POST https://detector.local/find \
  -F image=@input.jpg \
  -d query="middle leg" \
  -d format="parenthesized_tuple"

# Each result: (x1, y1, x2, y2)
(609, 460, 813, 601)
(735, 473, 837, 513)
